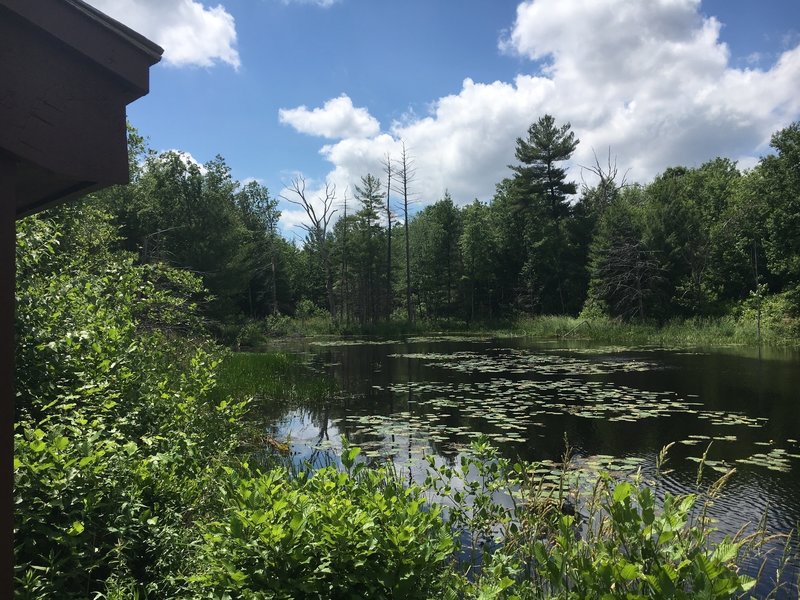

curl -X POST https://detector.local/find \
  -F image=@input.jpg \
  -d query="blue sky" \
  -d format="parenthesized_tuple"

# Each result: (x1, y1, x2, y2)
(88, 0, 800, 237)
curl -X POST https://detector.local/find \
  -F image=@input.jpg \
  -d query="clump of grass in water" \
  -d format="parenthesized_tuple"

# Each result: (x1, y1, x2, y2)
(213, 351, 336, 407)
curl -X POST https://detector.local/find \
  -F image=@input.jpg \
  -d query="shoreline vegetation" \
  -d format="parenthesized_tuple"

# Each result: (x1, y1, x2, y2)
(230, 311, 800, 350)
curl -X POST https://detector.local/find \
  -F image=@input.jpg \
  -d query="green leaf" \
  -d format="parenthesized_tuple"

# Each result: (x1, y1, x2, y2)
(28, 440, 46, 453)
(612, 481, 633, 503)
(67, 521, 84, 536)
(619, 562, 639, 580)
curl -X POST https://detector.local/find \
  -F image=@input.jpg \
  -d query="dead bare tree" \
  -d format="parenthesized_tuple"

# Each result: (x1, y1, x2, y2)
(593, 240, 663, 320)
(580, 147, 630, 212)
(280, 176, 338, 318)
(382, 153, 394, 320)
(391, 142, 416, 323)
(339, 188, 351, 324)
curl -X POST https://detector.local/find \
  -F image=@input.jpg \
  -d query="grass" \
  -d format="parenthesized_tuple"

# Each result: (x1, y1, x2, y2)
(212, 351, 336, 408)
(509, 314, 799, 346)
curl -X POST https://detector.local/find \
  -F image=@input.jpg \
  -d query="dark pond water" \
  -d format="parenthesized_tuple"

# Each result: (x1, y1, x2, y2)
(263, 336, 800, 596)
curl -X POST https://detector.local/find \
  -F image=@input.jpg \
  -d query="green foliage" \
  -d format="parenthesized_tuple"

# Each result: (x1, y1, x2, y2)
(15, 212, 249, 598)
(410, 192, 464, 320)
(194, 463, 455, 599)
(97, 129, 293, 322)
(758, 123, 800, 295)
(425, 438, 758, 599)
(460, 199, 499, 322)
(504, 115, 586, 315)
(512, 114, 579, 219)
(235, 180, 294, 318)
(99, 122, 800, 343)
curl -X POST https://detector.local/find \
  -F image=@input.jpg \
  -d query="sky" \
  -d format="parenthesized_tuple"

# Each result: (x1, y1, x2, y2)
(86, 0, 800, 238)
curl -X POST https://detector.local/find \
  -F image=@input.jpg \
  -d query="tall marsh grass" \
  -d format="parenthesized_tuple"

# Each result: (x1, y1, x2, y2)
(212, 351, 335, 407)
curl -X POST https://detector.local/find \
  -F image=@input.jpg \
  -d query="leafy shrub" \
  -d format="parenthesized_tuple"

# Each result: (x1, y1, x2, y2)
(264, 313, 293, 337)
(736, 288, 800, 342)
(235, 319, 267, 348)
(294, 299, 328, 321)
(14, 213, 248, 598)
(194, 455, 455, 599)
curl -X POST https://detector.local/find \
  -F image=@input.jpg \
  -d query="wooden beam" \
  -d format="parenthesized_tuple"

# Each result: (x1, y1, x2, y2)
(0, 157, 16, 598)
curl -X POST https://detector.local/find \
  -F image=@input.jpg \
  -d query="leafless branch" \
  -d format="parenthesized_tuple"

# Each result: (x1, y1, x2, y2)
(580, 147, 630, 208)
(279, 175, 338, 241)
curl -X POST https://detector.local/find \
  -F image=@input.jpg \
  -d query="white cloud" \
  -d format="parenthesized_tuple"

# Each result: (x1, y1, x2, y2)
(85, 0, 240, 69)
(159, 149, 209, 174)
(279, 95, 381, 139)
(239, 176, 266, 187)
(281, 0, 800, 207)
(280, 0, 340, 6)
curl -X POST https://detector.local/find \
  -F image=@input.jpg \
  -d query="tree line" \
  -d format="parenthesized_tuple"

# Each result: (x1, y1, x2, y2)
(85, 119, 800, 330)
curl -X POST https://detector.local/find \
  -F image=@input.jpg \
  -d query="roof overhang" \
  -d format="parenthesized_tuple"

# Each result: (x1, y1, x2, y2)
(0, 0, 163, 217)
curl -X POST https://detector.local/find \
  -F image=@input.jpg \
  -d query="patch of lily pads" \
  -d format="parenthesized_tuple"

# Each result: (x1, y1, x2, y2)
(405, 335, 494, 344)
(375, 376, 704, 424)
(299, 343, 799, 480)
(311, 339, 402, 347)
(388, 349, 661, 376)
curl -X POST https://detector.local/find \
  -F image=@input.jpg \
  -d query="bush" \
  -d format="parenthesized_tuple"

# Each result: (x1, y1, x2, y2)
(14, 213, 249, 598)
(194, 455, 455, 599)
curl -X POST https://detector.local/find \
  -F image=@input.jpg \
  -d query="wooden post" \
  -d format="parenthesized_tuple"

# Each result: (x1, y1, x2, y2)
(0, 157, 16, 597)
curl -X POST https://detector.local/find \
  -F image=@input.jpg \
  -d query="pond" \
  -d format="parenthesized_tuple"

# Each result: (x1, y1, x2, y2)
(260, 336, 800, 595)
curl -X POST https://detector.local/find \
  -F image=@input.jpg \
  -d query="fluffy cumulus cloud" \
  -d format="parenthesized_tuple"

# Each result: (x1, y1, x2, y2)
(499, 0, 800, 183)
(86, 0, 240, 69)
(280, 0, 800, 212)
(279, 96, 381, 139)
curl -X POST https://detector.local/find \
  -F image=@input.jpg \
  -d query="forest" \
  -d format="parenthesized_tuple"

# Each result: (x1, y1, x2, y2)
(83, 117, 800, 341)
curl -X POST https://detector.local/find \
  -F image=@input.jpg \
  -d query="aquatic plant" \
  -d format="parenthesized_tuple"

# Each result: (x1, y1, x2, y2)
(422, 437, 789, 599)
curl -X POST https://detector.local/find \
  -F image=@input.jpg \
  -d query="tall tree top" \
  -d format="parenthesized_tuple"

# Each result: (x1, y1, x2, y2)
(354, 173, 383, 226)
(512, 114, 579, 218)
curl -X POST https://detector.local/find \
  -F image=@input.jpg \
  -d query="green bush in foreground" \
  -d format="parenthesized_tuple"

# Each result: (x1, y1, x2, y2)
(187, 437, 768, 599)
(14, 212, 249, 598)
(194, 452, 455, 599)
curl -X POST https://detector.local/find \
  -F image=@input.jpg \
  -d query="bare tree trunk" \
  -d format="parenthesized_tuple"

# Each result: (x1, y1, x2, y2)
(404, 191, 412, 323)
(271, 255, 278, 315)
(341, 192, 350, 324)
(324, 245, 335, 320)
(393, 142, 416, 324)
(383, 154, 393, 321)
